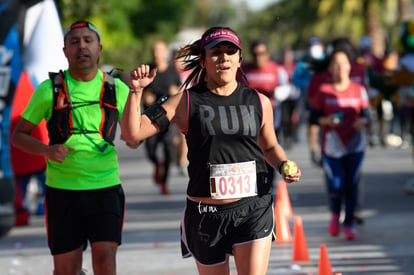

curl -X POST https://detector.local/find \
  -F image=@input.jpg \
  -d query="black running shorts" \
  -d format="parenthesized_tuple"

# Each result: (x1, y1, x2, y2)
(45, 185, 125, 255)
(181, 193, 275, 266)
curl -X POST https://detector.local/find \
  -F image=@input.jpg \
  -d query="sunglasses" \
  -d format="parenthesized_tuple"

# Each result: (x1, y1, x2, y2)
(253, 51, 268, 57)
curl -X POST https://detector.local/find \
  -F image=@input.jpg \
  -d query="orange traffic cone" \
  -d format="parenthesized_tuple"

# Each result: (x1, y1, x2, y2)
(291, 216, 309, 262)
(318, 244, 333, 275)
(274, 202, 292, 242)
(276, 180, 293, 217)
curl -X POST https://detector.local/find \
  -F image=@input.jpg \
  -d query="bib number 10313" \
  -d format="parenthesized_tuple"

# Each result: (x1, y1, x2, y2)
(209, 161, 257, 200)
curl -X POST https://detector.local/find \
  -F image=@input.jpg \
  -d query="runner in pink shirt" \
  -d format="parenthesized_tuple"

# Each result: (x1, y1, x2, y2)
(310, 47, 370, 240)
(307, 38, 368, 167)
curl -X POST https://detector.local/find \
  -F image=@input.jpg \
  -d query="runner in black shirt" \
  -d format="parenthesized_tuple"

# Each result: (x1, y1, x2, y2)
(142, 41, 181, 195)
(122, 26, 301, 275)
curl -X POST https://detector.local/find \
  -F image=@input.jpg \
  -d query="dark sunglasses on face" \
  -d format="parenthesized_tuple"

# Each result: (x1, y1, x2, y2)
(253, 51, 268, 57)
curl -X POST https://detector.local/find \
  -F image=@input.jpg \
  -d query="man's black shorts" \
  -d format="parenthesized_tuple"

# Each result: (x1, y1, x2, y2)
(45, 185, 125, 255)
(181, 194, 275, 266)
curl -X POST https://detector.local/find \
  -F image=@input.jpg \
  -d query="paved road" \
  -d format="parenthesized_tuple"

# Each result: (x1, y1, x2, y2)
(1, 127, 414, 274)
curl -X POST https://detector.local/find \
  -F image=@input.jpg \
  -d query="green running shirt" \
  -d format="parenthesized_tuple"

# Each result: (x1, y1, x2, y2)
(22, 69, 129, 190)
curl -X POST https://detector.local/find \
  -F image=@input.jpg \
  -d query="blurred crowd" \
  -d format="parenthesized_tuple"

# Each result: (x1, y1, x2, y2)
(236, 29, 413, 162)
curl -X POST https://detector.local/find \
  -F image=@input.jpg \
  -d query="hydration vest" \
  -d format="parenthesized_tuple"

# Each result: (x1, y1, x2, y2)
(47, 70, 118, 146)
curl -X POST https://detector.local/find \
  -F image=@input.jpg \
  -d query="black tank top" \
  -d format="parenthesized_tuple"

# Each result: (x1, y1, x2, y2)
(186, 82, 271, 197)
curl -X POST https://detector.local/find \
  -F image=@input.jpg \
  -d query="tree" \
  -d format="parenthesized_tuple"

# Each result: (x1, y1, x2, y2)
(56, 0, 195, 69)
(56, 0, 412, 68)
(237, 0, 407, 59)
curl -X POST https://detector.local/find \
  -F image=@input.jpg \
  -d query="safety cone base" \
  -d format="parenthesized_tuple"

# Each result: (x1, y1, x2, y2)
(274, 202, 292, 243)
(292, 216, 310, 262)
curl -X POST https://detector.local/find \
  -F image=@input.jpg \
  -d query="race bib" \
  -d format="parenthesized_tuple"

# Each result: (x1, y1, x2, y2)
(209, 160, 257, 200)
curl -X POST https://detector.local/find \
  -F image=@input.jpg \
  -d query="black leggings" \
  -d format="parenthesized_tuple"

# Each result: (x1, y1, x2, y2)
(144, 128, 175, 183)
(322, 152, 364, 226)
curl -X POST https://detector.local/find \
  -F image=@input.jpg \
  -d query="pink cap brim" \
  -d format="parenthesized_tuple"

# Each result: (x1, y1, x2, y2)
(201, 29, 242, 50)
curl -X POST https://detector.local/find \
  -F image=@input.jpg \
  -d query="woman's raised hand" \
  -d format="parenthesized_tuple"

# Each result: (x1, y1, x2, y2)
(129, 64, 157, 91)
